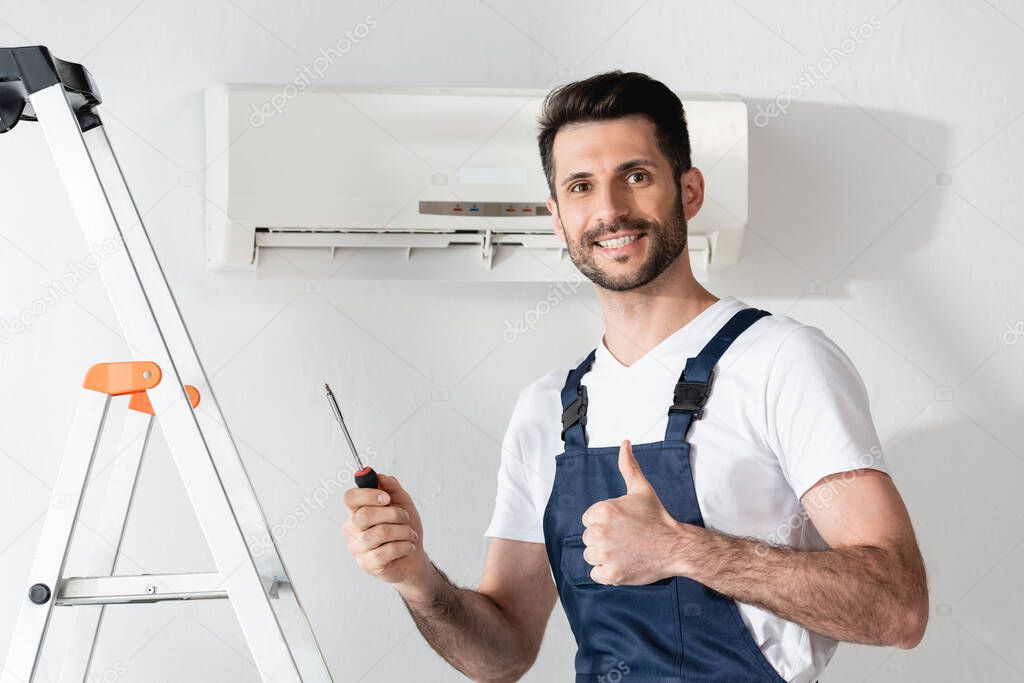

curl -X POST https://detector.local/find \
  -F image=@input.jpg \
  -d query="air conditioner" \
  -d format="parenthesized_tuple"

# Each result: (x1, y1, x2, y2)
(204, 85, 748, 281)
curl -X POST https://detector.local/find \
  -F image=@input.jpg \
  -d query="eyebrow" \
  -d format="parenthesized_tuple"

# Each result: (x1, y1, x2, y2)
(559, 158, 658, 187)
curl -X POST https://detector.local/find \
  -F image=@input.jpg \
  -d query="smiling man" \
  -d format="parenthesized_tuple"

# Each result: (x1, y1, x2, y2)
(343, 71, 928, 682)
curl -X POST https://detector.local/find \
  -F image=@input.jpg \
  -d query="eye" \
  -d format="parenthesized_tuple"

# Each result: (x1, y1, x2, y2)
(569, 182, 590, 193)
(627, 171, 648, 184)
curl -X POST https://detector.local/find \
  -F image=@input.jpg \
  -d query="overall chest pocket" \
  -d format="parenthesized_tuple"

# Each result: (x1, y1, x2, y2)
(558, 535, 683, 675)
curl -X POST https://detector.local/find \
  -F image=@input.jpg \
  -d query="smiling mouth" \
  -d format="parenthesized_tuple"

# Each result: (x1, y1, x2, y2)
(594, 233, 645, 248)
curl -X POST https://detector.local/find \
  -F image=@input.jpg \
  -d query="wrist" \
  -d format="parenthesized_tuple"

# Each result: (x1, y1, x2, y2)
(395, 557, 439, 603)
(669, 521, 703, 579)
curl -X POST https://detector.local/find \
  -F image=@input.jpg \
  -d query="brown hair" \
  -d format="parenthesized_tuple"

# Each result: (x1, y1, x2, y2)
(537, 71, 692, 200)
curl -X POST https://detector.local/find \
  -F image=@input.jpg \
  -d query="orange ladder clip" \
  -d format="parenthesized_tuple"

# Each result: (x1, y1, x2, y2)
(82, 361, 200, 413)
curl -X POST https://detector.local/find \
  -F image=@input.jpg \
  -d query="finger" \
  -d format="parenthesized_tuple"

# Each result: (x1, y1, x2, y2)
(344, 486, 391, 511)
(617, 439, 653, 495)
(582, 545, 601, 566)
(350, 505, 410, 532)
(590, 564, 613, 586)
(581, 501, 606, 528)
(376, 474, 415, 507)
(357, 523, 418, 552)
(366, 540, 417, 572)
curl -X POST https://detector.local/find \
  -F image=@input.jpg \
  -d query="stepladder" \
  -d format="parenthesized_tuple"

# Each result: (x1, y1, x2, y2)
(0, 46, 333, 682)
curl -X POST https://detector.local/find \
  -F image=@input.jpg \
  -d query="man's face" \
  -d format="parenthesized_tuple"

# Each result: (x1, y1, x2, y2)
(546, 115, 696, 292)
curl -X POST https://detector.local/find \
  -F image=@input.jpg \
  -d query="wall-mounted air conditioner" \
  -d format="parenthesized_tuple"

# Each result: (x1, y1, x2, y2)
(204, 85, 748, 281)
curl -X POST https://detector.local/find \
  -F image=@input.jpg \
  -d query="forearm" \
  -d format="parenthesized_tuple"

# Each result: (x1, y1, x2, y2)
(672, 525, 928, 647)
(396, 562, 535, 682)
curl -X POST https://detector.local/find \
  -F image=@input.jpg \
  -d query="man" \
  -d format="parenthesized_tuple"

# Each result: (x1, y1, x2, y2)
(343, 71, 928, 682)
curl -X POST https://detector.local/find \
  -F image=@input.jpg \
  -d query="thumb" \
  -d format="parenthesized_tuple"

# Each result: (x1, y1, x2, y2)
(617, 440, 652, 495)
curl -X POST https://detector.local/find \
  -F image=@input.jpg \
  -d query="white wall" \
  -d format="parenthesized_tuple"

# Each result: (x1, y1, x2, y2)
(2, 1, 1022, 680)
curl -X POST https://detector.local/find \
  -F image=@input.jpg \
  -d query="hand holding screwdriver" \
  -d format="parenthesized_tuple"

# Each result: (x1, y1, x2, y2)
(328, 383, 430, 586)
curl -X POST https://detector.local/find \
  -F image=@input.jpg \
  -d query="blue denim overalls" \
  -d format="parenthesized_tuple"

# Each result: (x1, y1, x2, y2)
(543, 307, 787, 682)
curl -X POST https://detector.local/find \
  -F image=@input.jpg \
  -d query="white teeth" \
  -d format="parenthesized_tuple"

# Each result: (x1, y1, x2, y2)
(597, 234, 641, 248)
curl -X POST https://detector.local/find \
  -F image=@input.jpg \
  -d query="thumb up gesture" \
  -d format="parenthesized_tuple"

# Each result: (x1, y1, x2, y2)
(581, 440, 687, 585)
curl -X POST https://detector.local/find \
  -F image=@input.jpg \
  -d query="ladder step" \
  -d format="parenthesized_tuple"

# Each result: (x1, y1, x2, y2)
(56, 572, 238, 606)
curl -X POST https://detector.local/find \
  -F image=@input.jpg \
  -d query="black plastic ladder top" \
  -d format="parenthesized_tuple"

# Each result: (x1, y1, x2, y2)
(0, 45, 102, 134)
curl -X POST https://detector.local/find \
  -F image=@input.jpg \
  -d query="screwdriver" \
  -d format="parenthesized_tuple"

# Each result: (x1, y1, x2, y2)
(324, 383, 379, 490)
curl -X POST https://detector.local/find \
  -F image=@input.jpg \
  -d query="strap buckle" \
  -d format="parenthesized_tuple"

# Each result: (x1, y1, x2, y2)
(669, 380, 708, 418)
(560, 385, 588, 440)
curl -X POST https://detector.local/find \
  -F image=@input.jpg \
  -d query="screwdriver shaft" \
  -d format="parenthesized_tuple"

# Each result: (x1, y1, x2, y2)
(324, 383, 378, 489)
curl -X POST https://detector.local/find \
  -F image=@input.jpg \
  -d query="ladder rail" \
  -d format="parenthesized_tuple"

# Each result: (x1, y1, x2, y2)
(20, 82, 325, 683)
(1, 45, 333, 682)
(81, 110, 332, 683)
(1, 391, 111, 683)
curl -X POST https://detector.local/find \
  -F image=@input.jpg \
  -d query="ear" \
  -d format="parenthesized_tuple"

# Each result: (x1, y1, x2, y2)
(547, 196, 566, 244)
(681, 167, 705, 222)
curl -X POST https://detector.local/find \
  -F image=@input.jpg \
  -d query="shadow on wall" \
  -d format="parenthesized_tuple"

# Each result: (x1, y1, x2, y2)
(716, 99, 950, 301)
(739, 100, 1024, 680)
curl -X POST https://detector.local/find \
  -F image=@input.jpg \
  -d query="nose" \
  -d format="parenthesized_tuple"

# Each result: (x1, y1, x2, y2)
(592, 180, 631, 231)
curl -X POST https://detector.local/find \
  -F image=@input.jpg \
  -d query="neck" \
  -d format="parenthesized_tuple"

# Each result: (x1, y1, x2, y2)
(594, 253, 718, 367)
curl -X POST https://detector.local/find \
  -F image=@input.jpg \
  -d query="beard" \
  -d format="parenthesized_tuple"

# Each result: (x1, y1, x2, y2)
(565, 196, 688, 292)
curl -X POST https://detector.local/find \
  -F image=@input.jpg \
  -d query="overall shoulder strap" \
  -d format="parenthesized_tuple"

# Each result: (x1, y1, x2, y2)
(665, 307, 772, 443)
(559, 349, 597, 449)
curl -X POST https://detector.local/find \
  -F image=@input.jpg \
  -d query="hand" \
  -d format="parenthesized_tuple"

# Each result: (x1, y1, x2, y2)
(343, 474, 430, 587)
(581, 440, 686, 585)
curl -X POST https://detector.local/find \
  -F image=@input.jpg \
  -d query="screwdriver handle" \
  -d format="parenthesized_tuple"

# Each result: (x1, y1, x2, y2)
(355, 466, 379, 490)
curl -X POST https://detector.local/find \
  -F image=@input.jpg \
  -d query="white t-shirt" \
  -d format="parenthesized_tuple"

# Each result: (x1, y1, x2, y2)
(484, 295, 888, 683)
